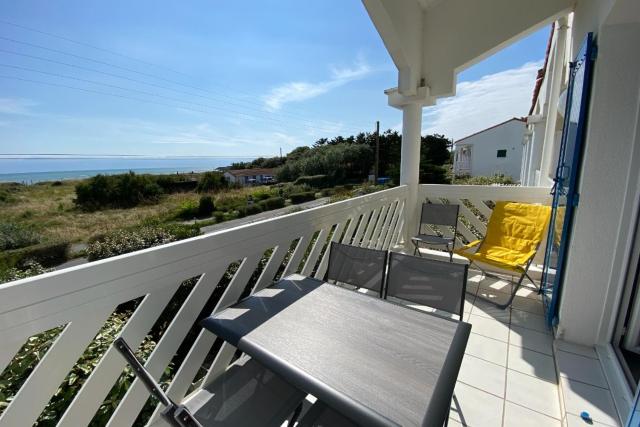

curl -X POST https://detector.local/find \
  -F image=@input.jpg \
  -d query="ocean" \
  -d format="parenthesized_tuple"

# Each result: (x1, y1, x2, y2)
(0, 157, 252, 183)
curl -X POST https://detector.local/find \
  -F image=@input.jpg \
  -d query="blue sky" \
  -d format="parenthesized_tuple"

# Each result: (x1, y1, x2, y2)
(0, 0, 550, 157)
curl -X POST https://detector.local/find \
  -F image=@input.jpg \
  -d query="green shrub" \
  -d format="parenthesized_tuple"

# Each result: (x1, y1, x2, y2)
(214, 194, 246, 212)
(294, 174, 331, 188)
(213, 211, 225, 223)
(236, 207, 247, 218)
(246, 204, 263, 215)
(258, 196, 286, 210)
(454, 173, 515, 185)
(251, 188, 276, 201)
(156, 175, 198, 193)
(75, 172, 163, 210)
(174, 200, 199, 220)
(0, 260, 49, 284)
(0, 222, 41, 250)
(320, 188, 335, 197)
(196, 172, 227, 193)
(0, 240, 69, 271)
(290, 192, 316, 204)
(86, 224, 199, 261)
(198, 196, 215, 217)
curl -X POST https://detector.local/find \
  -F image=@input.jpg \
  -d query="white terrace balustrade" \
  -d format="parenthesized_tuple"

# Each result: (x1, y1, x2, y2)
(0, 184, 551, 427)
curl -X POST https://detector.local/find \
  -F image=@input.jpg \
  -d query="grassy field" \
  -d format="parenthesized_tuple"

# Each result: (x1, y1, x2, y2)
(0, 180, 274, 244)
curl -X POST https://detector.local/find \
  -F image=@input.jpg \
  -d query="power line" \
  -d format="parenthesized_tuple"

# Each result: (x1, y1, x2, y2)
(1, 74, 370, 138)
(0, 62, 357, 134)
(0, 34, 372, 130)
(0, 19, 192, 78)
(0, 48, 364, 134)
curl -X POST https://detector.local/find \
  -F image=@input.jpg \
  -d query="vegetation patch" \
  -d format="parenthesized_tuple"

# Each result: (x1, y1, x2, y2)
(454, 173, 515, 185)
(86, 223, 200, 261)
(0, 240, 69, 271)
(196, 171, 227, 193)
(290, 192, 316, 204)
(75, 172, 163, 210)
(0, 222, 41, 250)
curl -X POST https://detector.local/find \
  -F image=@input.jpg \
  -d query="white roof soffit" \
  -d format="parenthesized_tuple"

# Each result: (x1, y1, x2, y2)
(362, 0, 573, 99)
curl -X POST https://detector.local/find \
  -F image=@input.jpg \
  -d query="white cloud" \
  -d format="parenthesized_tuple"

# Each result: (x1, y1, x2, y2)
(263, 56, 371, 111)
(0, 98, 38, 115)
(422, 61, 541, 140)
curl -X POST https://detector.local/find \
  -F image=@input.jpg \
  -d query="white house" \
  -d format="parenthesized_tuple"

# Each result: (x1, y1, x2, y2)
(452, 117, 526, 180)
(222, 168, 275, 186)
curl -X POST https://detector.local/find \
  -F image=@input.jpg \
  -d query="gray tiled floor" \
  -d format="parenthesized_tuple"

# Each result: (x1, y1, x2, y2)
(451, 271, 563, 426)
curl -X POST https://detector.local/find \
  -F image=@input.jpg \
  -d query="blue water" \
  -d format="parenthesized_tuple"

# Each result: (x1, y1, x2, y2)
(0, 157, 251, 183)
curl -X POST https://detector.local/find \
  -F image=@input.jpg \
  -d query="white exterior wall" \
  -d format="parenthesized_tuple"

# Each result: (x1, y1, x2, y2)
(453, 120, 525, 180)
(557, 0, 640, 348)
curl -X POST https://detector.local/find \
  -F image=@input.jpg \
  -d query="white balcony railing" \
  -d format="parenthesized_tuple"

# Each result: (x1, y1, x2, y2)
(0, 184, 551, 427)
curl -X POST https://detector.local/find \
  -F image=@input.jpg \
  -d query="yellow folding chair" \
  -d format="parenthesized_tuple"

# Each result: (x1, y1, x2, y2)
(454, 201, 551, 309)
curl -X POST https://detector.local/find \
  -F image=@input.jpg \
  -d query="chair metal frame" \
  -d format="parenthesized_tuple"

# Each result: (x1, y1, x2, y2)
(467, 239, 540, 310)
(412, 202, 460, 262)
(325, 241, 388, 298)
(457, 201, 550, 310)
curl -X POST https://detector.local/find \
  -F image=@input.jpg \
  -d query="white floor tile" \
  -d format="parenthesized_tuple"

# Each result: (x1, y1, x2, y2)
(515, 283, 540, 299)
(565, 413, 617, 427)
(458, 354, 507, 397)
(503, 401, 561, 427)
(556, 351, 608, 388)
(554, 340, 599, 359)
(510, 325, 554, 355)
(477, 276, 513, 295)
(512, 295, 544, 315)
(510, 309, 550, 334)
(466, 281, 480, 295)
(507, 345, 557, 383)
(466, 333, 509, 366)
(464, 294, 476, 313)
(468, 314, 510, 342)
(506, 370, 561, 418)
(449, 382, 504, 427)
(560, 378, 619, 426)
(469, 297, 512, 322)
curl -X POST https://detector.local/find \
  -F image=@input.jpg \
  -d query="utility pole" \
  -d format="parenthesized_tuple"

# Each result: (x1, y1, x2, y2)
(279, 147, 282, 159)
(374, 120, 380, 182)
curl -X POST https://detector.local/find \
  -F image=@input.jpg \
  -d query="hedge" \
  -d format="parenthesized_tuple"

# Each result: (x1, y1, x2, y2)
(75, 172, 163, 210)
(290, 192, 316, 204)
(257, 196, 286, 210)
(0, 241, 69, 270)
(293, 174, 332, 188)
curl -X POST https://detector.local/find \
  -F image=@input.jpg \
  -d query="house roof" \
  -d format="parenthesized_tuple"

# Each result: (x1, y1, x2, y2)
(529, 24, 555, 116)
(224, 168, 276, 177)
(453, 117, 526, 145)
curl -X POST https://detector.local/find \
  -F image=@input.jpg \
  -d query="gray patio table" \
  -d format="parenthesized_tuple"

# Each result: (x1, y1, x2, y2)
(201, 273, 471, 427)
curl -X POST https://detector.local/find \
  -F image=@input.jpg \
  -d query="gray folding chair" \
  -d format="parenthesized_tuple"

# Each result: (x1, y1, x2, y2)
(386, 251, 469, 319)
(412, 203, 460, 261)
(297, 401, 358, 427)
(325, 242, 388, 297)
(115, 338, 305, 427)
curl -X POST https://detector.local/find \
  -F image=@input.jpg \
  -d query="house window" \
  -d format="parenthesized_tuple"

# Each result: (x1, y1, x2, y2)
(497, 149, 507, 158)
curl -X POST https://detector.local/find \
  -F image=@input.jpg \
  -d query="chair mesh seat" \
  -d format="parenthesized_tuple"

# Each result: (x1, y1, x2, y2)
(411, 234, 454, 245)
(326, 242, 387, 296)
(386, 252, 468, 318)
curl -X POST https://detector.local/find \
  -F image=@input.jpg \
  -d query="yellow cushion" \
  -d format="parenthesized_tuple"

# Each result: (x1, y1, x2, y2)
(455, 201, 551, 270)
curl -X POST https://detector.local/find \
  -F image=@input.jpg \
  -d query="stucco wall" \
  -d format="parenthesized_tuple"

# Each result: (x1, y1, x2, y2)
(454, 120, 525, 180)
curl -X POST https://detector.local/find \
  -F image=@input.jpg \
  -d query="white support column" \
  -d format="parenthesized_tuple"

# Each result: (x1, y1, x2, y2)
(399, 102, 423, 246)
(385, 82, 431, 249)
